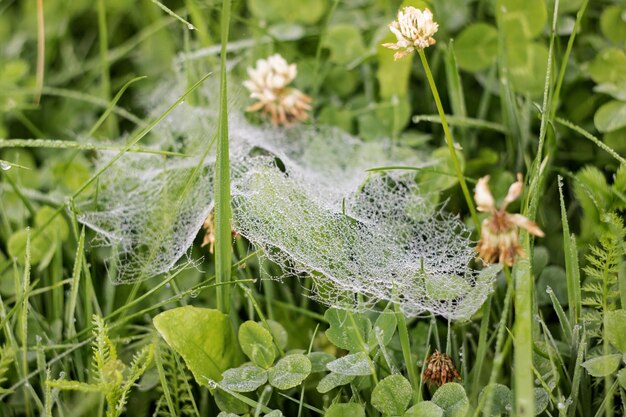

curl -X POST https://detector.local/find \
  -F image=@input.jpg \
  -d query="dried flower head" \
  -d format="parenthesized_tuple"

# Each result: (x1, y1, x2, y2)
(201, 212, 216, 254)
(423, 350, 461, 386)
(201, 211, 240, 254)
(475, 173, 545, 266)
(243, 54, 312, 126)
(382, 7, 439, 60)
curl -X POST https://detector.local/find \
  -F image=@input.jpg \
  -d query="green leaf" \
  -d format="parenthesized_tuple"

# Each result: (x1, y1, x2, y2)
(326, 352, 372, 376)
(308, 352, 335, 373)
(220, 364, 267, 392)
(317, 372, 355, 393)
(239, 321, 276, 369)
(589, 49, 626, 85)
(369, 312, 397, 347)
(325, 66, 359, 98)
(265, 320, 288, 351)
(618, 368, 626, 390)
(478, 384, 513, 416)
(35, 206, 69, 241)
(416, 147, 465, 192)
(371, 374, 412, 415)
(267, 354, 311, 390)
(604, 127, 626, 156)
(507, 42, 549, 96)
(46, 379, 101, 392)
(605, 310, 626, 353)
(324, 308, 371, 352)
(594, 101, 626, 133)
(247, 0, 326, 24)
(404, 401, 444, 417)
(153, 307, 238, 386)
(323, 25, 366, 66)
(600, 5, 626, 44)
(215, 388, 250, 414)
(7, 228, 51, 265)
(319, 105, 353, 132)
(454, 23, 498, 72)
(325, 403, 366, 417)
(581, 354, 622, 377)
(536, 266, 568, 307)
(534, 388, 549, 415)
(431, 383, 469, 417)
(497, 0, 547, 40)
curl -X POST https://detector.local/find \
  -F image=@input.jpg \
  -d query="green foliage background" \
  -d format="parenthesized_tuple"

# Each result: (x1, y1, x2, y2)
(0, 0, 625, 415)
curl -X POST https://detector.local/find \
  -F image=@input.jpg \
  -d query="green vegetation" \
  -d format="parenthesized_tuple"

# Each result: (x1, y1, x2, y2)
(0, 0, 625, 416)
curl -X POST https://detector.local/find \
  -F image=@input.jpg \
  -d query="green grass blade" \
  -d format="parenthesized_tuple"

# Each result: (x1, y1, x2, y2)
(555, 117, 626, 165)
(558, 176, 581, 326)
(214, 0, 232, 314)
(87, 76, 146, 138)
(64, 228, 85, 340)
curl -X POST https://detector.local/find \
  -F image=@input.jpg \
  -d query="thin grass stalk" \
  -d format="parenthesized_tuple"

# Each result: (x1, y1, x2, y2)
(20, 230, 32, 417)
(96, 0, 117, 137)
(214, 0, 232, 314)
(417, 49, 480, 232)
(558, 176, 581, 326)
(395, 303, 420, 403)
(34, 0, 44, 105)
(515, 1, 559, 414)
(513, 259, 535, 417)
(470, 295, 491, 403)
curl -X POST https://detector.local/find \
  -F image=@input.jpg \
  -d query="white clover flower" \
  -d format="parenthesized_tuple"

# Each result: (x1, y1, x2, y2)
(475, 173, 545, 266)
(243, 54, 311, 126)
(382, 7, 439, 60)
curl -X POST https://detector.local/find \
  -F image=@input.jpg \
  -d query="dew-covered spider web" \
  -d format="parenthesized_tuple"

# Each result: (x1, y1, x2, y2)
(77, 79, 499, 320)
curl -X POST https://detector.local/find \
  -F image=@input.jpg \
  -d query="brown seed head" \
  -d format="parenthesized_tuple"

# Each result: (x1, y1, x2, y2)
(423, 350, 461, 386)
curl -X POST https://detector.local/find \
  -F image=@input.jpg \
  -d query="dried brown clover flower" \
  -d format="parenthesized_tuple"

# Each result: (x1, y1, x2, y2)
(423, 350, 461, 386)
(474, 173, 545, 267)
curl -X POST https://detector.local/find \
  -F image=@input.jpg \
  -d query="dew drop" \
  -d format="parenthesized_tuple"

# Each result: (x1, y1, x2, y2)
(187, 24, 194, 30)
(557, 402, 565, 410)
(0, 161, 12, 171)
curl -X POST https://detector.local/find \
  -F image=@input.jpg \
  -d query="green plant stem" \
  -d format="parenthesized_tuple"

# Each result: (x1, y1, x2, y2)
(96, 0, 117, 137)
(214, 0, 232, 314)
(395, 304, 420, 403)
(512, 259, 535, 417)
(417, 49, 480, 232)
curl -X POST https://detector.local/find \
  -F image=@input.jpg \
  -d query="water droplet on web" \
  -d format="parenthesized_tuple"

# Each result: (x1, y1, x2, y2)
(0, 161, 11, 171)
(165, 283, 171, 289)
(187, 24, 194, 30)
